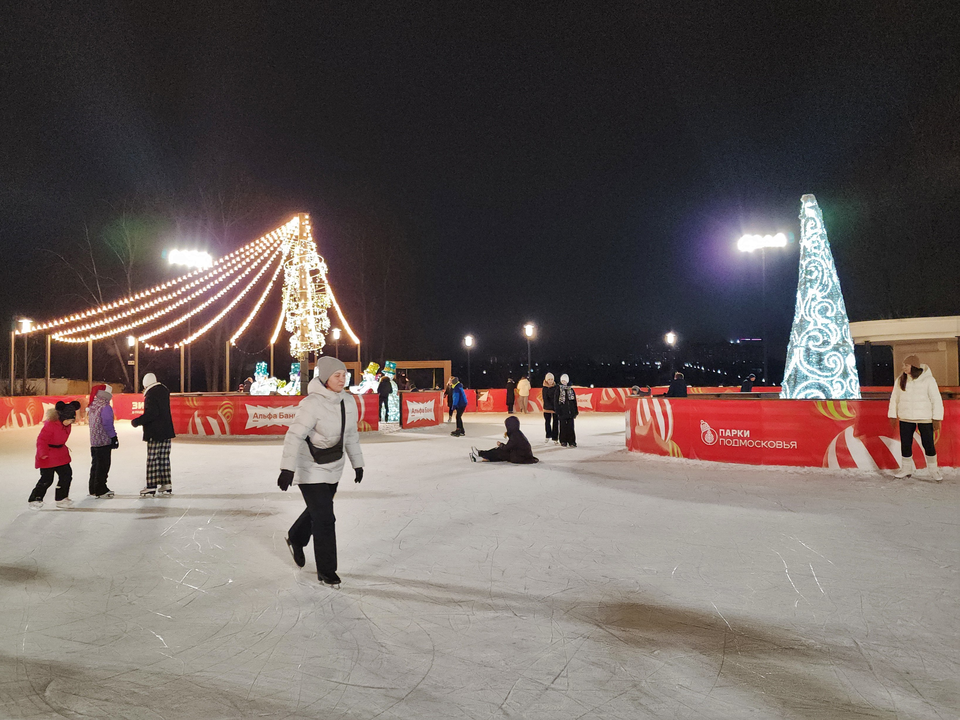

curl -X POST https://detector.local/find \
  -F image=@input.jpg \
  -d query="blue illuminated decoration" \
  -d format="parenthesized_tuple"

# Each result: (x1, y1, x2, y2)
(780, 195, 861, 400)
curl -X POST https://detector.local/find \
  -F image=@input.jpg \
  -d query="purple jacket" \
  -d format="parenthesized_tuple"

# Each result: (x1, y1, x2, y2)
(88, 392, 116, 447)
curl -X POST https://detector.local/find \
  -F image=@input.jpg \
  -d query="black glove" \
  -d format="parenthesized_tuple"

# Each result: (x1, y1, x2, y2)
(131, 417, 140, 428)
(110, 436, 119, 449)
(277, 469, 294, 491)
(354, 467, 364, 484)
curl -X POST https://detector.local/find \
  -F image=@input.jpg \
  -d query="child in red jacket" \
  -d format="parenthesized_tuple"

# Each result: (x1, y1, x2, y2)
(28, 400, 81, 509)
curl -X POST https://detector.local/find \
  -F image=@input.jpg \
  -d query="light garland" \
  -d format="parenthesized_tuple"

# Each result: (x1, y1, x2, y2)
(281, 214, 333, 356)
(230, 246, 288, 345)
(780, 195, 861, 400)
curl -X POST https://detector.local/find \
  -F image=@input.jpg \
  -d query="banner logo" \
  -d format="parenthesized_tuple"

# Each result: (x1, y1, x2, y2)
(406, 399, 436, 424)
(700, 420, 718, 445)
(576, 394, 593, 411)
(245, 405, 299, 429)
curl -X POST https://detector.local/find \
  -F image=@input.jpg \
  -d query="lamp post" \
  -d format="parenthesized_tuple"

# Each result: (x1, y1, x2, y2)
(664, 331, 677, 375)
(167, 248, 213, 392)
(463, 334, 474, 388)
(18, 318, 32, 395)
(737, 232, 787, 383)
(332, 328, 341, 359)
(523, 323, 535, 378)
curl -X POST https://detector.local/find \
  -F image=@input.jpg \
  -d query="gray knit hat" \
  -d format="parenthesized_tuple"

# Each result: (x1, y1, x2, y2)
(314, 356, 347, 384)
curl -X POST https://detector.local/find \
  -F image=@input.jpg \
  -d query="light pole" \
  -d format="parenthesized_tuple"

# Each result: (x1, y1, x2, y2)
(664, 331, 677, 376)
(463, 334, 474, 388)
(18, 318, 32, 395)
(332, 328, 341, 359)
(167, 248, 213, 392)
(523, 323, 535, 378)
(738, 233, 787, 383)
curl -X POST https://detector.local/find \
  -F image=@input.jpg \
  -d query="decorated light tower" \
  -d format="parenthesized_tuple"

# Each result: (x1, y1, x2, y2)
(281, 214, 332, 391)
(780, 195, 860, 400)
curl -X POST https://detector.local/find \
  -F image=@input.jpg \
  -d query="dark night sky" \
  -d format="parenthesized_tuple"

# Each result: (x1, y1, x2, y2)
(1, 2, 957, 363)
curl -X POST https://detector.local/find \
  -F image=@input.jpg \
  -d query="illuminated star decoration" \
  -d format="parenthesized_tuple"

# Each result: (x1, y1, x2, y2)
(780, 194, 861, 400)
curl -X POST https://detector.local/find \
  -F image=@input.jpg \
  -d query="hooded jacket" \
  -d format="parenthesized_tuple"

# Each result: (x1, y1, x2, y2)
(541, 378, 559, 412)
(500, 416, 539, 464)
(88, 389, 116, 447)
(888, 365, 944, 423)
(451, 381, 468, 410)
(280, 375, 364, 484)
(132, 382, 176, 441)
(35, 408, 72, 469)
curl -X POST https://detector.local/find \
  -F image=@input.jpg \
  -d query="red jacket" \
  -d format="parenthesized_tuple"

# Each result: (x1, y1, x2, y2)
(35, 419, 72, 469)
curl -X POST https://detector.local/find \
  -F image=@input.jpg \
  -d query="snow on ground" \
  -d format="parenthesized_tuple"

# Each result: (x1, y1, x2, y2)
(0, 413, 957, 719)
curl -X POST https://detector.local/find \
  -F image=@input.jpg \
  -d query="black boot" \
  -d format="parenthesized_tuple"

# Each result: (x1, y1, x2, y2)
(286, 536, 305, 568)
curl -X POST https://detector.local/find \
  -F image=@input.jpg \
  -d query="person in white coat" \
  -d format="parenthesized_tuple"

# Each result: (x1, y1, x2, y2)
(277, 356, 364, 586)
(888, 354, 944, 481)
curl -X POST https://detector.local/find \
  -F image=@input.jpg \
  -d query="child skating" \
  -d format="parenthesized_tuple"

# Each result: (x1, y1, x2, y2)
(28, 400, 81, 509)
(470, 416, 539, 464)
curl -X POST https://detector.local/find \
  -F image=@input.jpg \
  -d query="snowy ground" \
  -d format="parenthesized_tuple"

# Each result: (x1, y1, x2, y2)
(0, 413, 957, 719)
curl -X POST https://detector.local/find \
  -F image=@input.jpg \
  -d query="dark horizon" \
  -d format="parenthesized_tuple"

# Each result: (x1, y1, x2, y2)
(2, 4, 957, 378)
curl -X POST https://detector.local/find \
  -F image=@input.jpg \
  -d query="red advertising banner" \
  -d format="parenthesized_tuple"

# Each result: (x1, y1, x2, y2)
(626, 397, 957, 469)
(400, 391, 444, 428)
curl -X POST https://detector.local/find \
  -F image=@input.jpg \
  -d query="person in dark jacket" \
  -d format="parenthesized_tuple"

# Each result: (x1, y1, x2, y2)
(28, 400, 82, 509)
(556, 374, 579, 447)
(505, 377, 516, 414)
(469, 416, 539, 464)
(450, 377, 468, 436)
(740, 374, 756, 392)
(665, 372, 688, 398)
(131, 373, 176, 496)
(541, 373, 560, 444)
(443, 378, 454, 422)
(377, 373, 393, 421)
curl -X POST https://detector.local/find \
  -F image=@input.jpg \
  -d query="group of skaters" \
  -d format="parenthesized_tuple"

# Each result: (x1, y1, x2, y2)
(27, 372, 176, 509)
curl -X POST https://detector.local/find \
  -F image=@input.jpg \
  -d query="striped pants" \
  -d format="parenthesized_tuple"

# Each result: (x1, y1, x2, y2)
(146, 439, 172, 488)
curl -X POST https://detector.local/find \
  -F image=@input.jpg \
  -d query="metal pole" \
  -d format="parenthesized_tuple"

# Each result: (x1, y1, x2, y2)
(761, 247, 768, 384)
(526, 338, 531, 378)
(467, 347, 471, 388)
(225, 341, 231, 392)
(180, 345, 185, 393)
(87, 339, 93, 393)
(8, 330, 14, 396)
(270, 342, 274, 378)
(134, 340, 139, 392)
(23, 333, 29, 394)
(357, 342, 361, 366)
(45, 335, 51, 395)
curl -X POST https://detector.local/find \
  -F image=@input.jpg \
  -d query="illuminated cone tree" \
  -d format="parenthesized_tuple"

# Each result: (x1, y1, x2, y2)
(780, 194, 861, 399)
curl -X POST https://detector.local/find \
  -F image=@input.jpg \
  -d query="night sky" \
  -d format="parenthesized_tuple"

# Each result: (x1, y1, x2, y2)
(2, 3, 957, 367)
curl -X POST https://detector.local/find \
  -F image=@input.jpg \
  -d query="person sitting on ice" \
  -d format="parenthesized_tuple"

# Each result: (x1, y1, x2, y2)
(469, 416, 539, 464)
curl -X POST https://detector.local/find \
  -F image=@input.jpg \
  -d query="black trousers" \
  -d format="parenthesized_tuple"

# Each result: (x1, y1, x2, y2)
(379, 396, 389, 421)
(289, 483, 339, 577)
(479, 446, 509, 462)
(559, 418, 577, 446)
(455, 406, 465, 432)
(543, 412, 558, 441)
(89, 445, 113, 496)
(29, 464, 73, 502)
(899, 421, 936, 458)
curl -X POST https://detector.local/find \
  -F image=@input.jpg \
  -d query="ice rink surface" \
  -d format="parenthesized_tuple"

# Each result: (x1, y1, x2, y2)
(0, 413, 957, 719)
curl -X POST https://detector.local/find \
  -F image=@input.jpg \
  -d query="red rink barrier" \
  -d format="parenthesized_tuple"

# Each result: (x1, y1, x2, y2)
(474, 387, 633, 413)
(400, 391, 444, 428)
(626, 397, 958, 469)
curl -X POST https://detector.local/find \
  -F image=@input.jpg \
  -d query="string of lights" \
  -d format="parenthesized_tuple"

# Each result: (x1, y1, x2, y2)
(229, 246, 289, 346)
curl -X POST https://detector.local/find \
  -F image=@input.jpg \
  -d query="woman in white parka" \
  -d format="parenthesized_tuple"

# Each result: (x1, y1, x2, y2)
(277, 357, 364, 586)
(888, 354, 944, 481)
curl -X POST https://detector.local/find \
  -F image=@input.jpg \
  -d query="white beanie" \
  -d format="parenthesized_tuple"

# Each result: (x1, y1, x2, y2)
(314, 356, 347, 384)
(560, 374, 569, 385)
(142, 373, 159, 391)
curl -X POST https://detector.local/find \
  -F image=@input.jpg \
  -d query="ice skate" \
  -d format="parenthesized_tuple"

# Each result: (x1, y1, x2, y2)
(319, 572, 341, 587)
(469, 447, 480, 462)
(139, 486, 157, 497)
(917, 455, 943, 482)
(893, 457, 914, 478)
(157, 484, 173, 496)
(55, 498, 74, 509)
(451, 429, 464, 437)
(285, 536, 305, 568)
(28, 500, 42, 510)
(96, 490, 115, 498)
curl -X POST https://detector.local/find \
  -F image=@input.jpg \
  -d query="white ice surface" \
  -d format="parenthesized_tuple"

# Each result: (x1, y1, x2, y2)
(0, 414, 957, 719)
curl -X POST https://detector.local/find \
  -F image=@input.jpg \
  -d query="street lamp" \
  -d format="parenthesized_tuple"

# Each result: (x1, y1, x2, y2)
(737, 232, 788, 383)
(331, 328, 341, 359)
(18, 318, 32, 395)
(463, 334, 474, 388)
(523, 323, 536, 378)
(664, 331, 677, 375)
(166, 248, 213, 392)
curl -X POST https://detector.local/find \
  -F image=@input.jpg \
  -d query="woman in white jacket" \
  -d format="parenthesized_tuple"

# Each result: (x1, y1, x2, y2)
(888, 354, 944, 481)
(277, 356, 364, 586)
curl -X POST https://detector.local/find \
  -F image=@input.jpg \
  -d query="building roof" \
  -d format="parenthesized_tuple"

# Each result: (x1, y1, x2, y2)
(849, 316, 960, 343)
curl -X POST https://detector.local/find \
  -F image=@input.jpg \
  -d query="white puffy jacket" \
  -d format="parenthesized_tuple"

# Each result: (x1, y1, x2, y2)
(280, 376, 364, 484)
(887, 365, 944, 423)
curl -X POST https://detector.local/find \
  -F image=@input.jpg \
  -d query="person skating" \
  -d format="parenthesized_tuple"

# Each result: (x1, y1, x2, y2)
(556, 374, 579, 447)
(443, 378, 455, 422)
(87, 385, 118, 498)
(469, 416, 539, 464)
(505, 377, 516, 414)
(377, 372, 393, 422)
(889, 355, 944, 481)
(740, 374, 756, 392)
(665, 372, 688, 397)
(516, 375, 531, 413)
(131, 373, 176, 496)
(28, 400, 81, 509)
(541, 373, 559, 444)
(450, 376, 468, 436)
(277, 357, 364, 587)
